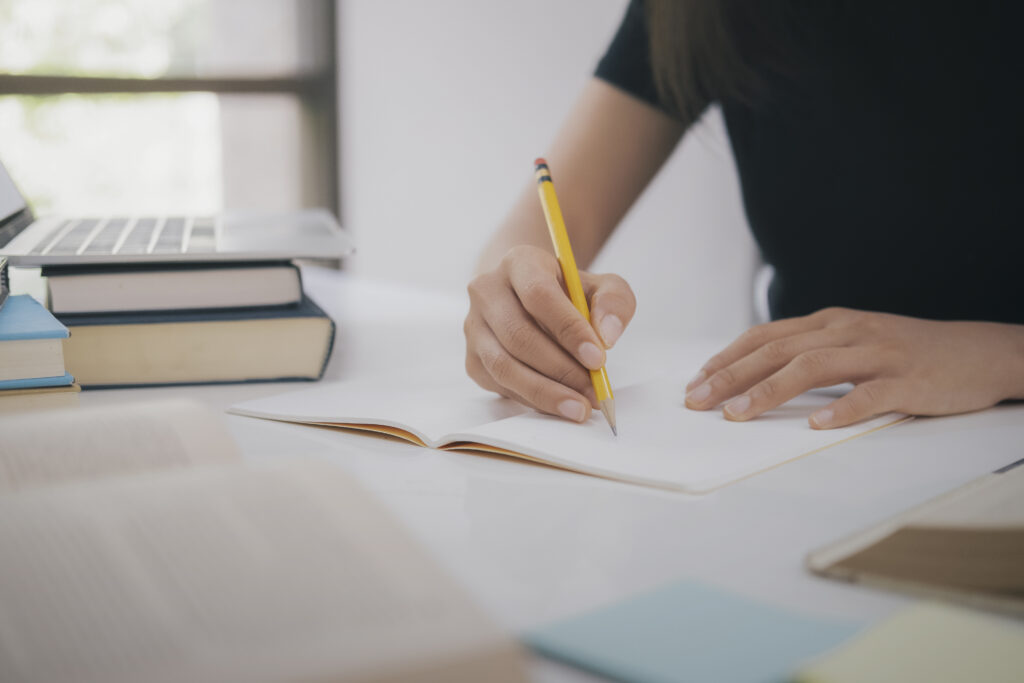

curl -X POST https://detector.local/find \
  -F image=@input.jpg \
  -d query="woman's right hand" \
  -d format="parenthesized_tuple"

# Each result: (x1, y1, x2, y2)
(464, 245, 636, 422)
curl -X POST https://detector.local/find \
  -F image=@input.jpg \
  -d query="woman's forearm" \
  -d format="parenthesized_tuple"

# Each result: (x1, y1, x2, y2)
(476, 78, 687, 274)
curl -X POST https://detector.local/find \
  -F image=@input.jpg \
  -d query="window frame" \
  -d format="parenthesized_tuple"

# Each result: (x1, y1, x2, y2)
(0, 0, 340, 218)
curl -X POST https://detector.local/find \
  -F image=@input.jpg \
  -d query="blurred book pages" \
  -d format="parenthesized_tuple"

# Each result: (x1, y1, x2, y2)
(794, 602, 1024, 683)
(525, 580, 862, 683)
(0, 381, 80, 414)
(0, 401, 526, 683)
(230, 373, 906, 493)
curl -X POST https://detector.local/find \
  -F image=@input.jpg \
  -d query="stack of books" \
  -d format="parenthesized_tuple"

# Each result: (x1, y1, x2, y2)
(44, 261, 335, 387)
(0, 291, 80, 410)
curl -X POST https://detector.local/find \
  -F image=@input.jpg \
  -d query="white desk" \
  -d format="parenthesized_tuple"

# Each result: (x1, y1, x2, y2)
(74, 264, 1024, 682)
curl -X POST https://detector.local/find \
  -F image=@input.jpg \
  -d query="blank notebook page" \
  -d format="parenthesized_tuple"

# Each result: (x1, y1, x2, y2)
(450, 378, 904, 493)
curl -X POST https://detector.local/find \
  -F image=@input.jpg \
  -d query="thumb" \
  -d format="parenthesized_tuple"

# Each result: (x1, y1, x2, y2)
(582, 272, 637, 349)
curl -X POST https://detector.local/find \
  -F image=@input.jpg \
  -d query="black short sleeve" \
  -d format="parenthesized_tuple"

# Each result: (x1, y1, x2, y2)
(595, 0, 668, 113)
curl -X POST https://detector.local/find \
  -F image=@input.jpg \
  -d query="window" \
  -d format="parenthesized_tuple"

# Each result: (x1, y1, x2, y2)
(0, 0, 338, 217)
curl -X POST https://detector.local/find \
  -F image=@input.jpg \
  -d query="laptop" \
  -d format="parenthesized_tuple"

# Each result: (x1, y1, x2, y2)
(0, 158, 354, 266)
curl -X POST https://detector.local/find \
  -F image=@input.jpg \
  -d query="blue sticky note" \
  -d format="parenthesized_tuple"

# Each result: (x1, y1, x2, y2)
(0, 295, 69, 341)
(525, 581, 863, 683)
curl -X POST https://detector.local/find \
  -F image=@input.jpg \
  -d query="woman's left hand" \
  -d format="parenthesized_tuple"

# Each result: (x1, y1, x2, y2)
(684, 307, 1024, 428)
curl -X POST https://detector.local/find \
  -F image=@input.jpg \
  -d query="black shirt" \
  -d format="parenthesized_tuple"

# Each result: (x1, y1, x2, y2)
(596, 1, 1024, 323)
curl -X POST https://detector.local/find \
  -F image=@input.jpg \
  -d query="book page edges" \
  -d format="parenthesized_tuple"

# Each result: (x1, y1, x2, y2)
(224, 409, 437, 448)
(0, 338, 66, 382)
(48, 266, 303, 314)
(64, 316, 331, 385)
(442, 437, 705, 493)
(228, 411, 909, 495)
(808, 564, 1024, 617)
(0, 382, 80, 398)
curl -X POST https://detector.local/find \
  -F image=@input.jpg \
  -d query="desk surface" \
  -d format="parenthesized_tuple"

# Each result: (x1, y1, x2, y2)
(74, 264, 1024, 682)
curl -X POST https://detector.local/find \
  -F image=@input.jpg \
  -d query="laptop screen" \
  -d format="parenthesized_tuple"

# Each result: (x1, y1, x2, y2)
(0, 160, 31, 248)
(0, 160, 27, 223)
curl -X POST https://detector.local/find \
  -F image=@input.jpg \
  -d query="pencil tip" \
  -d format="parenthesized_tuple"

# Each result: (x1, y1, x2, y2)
(599, 399, 617, 437)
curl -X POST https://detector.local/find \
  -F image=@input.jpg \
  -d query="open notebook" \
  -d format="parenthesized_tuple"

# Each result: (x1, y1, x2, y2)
(229, 374, 907, 494)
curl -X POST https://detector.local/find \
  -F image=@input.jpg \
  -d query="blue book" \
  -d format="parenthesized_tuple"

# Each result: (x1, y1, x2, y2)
(0, 294, 69, 341)
(525, 581, 863, 683)
(0, 372, 74, 391)
(0, 295, 70, 384)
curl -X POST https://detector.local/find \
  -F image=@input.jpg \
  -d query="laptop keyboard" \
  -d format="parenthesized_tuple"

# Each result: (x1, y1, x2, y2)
(30, 216, 219, 256)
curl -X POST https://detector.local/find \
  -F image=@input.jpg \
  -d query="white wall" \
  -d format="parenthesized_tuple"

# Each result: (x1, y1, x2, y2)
(337, 0, 759, 340)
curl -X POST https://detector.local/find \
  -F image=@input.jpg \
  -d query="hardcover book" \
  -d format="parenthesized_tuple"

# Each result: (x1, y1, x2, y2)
(58, 295, 335, 387)
(43, 261, 304, 314)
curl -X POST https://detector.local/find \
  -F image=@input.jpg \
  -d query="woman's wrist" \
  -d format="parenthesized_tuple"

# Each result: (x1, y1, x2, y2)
(997, 322, 1024, 401)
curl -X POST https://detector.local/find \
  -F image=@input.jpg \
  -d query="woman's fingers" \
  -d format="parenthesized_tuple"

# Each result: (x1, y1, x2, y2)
(582, 271, 637, 348)
(465, 349, 533, 406)
(683, 306, 892, 427)
(506, 253, 606, 369)
(685, 327, 849, 409)
(809, 380, 902, 429)
(466, 245, 635, 418)
(686, 308, 842, 391)
(468, 316, 593, 421)
(476, 282, 597, 404)
(682, 308, 1023, 429)
(718, 347, 886, 422)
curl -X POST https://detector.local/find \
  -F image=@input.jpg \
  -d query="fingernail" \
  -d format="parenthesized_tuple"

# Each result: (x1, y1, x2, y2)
(598, 315, 623, 348)
(557, 399, 587, 422)
(686, 370, 706, 391)
(578, 342, 604, 369)
(724, 395, 751, 419)
(686, 382, 711, 404)
(810, 408, 834, 428)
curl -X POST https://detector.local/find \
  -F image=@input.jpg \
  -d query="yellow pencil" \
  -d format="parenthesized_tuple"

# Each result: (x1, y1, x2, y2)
(534, 158, 617, 435)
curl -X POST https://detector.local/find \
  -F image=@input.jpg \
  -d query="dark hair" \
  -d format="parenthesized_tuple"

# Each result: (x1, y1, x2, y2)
(646, 0, 798, 122)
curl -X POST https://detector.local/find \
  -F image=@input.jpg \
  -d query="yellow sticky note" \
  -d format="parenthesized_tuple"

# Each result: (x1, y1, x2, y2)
(795, 602, 1024, 683)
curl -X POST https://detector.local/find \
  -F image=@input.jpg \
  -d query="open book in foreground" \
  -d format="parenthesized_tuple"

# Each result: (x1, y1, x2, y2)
(229, 374, 908, 494)
(0, 401, 526, 683)
(807, 456, 1024, 616)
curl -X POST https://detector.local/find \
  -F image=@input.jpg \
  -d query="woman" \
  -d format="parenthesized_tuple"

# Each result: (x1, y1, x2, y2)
(464, 0, 1024, 428)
